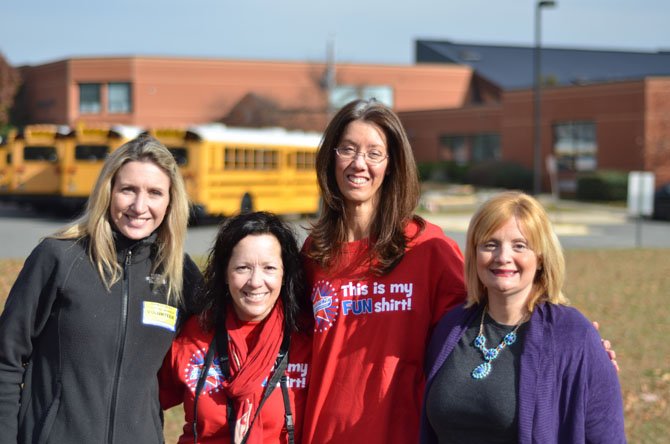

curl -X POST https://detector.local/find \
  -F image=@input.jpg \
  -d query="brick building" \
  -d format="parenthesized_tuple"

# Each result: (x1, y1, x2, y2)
(401, 40, 670, 190)
(14, 56, 473, 131)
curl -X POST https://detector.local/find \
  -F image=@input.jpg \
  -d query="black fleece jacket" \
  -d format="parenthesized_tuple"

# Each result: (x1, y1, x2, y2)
(0, 234, 202, 444)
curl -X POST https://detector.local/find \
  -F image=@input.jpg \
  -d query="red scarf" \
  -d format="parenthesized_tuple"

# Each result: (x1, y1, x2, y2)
(221, 300, 285, 444)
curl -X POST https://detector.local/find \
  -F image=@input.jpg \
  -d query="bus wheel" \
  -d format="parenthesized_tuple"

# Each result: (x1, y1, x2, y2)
(240, 193, 253, 214)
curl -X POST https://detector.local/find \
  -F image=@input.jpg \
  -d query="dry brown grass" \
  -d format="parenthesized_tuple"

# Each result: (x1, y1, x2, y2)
(1, 249, 668, 442)
(563, 249, 670, 443)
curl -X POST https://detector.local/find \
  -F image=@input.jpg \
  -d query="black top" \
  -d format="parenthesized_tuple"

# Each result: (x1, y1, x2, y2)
(0, 234, 202, 444)
(425, 312, 527, 444)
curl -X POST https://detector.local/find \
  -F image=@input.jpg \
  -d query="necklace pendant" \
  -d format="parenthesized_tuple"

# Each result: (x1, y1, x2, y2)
(484, 348, 499, 361)
(503, 331, 517, 346)
(472, 362, 492, 379)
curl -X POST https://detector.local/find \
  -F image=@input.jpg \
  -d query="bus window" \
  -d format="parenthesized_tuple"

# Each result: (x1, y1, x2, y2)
(225, 148, 235, 169)
(24, 146, 58, 162)
(296, 151, 316, 170)
(168, 147, 188, 166)
(255, 150, 275, 170)
(235, 148, 245, 169)
(75, 144, 109, 161)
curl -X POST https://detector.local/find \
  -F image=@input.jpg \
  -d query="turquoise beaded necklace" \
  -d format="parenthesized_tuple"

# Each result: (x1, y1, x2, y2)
(471, 306, 526, 380)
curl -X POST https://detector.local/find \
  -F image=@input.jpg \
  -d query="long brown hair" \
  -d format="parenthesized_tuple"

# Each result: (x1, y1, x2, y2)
(306, 99, 423, 275)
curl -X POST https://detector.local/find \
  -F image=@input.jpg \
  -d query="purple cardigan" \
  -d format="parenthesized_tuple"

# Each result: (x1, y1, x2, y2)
(421, 303, 626, 444)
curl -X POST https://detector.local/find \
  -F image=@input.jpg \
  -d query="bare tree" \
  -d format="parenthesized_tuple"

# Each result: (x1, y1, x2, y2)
(0, 52, 20, 128)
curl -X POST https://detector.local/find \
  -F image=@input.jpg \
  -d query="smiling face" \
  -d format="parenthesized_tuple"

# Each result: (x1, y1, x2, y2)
(109, 160, 171, 240)
(334, 120, 389, 213)
(476, 216, 540, 305)
(226, 234, 284, 322)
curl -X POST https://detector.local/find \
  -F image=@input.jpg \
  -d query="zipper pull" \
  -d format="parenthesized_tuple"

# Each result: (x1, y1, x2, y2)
(125, 250, 132, 266)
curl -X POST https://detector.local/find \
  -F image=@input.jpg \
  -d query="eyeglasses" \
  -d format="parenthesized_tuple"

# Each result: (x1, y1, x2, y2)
(334, 147, 389, 165)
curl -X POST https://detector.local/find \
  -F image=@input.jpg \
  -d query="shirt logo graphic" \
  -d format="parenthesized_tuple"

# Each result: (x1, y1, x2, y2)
(311, 280, 339, 333)
(185, 348, 224, 395)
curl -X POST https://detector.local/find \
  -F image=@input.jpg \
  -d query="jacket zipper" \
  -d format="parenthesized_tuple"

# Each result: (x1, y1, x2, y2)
(107, 250, 132, 444)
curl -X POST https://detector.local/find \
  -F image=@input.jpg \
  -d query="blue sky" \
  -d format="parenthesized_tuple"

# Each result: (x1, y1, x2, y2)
(2, 0, 669, 66)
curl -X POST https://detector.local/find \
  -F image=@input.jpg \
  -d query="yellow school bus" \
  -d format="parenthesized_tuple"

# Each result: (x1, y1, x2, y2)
(58, 123, 142, 210)
(9, 124, 70, 206)
(150, 124, 322, 218)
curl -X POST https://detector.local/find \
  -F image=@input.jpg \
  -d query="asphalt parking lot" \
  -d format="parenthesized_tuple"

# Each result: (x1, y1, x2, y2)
(1, 198, 669, 260)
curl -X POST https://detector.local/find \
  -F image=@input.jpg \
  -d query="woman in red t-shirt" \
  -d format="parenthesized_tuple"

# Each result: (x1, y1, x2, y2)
(300, 99, 467, 444)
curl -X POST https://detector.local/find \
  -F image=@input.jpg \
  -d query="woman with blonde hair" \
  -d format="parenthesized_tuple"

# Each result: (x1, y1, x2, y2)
(421, 191, 625, 443)
(0, 135, 202, 443)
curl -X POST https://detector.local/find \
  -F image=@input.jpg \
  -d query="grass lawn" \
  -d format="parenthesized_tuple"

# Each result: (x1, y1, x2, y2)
(1, 249, 668, 443)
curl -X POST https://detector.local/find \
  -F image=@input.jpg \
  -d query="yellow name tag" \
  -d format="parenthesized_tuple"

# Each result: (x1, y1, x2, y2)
(142, 301, 178, 331)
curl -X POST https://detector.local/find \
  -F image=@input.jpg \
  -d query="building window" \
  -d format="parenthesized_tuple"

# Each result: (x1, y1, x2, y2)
(471, 133, 501, 162)
(553, 122, 597, 172)
(108, 82, 132, 114)
(329, 85, 394, 109)
(79, 84, 101, 114)
(439, 135, 468, 164)
(438, 133, 500, 164)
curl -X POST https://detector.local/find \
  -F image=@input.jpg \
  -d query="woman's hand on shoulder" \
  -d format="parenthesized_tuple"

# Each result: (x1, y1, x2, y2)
(592, 321, 620, 373)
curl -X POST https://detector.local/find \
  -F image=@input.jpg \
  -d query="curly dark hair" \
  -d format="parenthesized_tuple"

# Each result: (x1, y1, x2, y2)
(195, 211, 310, 332)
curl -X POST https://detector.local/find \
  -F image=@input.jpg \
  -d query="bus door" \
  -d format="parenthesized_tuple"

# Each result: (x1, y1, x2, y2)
(11, 124, 69, 200)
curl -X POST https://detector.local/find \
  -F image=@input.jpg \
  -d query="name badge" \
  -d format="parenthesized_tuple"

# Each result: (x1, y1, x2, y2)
(142, 301, 178, 331)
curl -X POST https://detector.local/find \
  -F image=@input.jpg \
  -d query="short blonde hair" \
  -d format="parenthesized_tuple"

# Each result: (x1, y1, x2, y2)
(465, 191, 568, 311)
(54, 135, 190, 305)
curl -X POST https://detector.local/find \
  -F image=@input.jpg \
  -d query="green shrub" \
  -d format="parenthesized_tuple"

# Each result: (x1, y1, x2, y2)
(416, 161, 469, 183)
(465, 161, 533, 191)
(416, 162, 435, 182)
(575, 170, 628, 201)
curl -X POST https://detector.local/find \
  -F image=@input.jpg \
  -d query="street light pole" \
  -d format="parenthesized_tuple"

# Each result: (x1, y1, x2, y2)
(533, 0, 556, 195)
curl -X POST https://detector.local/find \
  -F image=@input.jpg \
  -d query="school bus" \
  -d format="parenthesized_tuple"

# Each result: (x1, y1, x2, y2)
(149, 124, 322, 218)
(58, 123, 142, 210)
(8, 124, 71, 207)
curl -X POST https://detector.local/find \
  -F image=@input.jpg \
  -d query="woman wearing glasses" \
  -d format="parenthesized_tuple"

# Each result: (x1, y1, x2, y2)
(300, 99, 467, 443)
